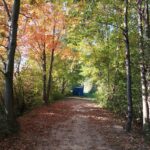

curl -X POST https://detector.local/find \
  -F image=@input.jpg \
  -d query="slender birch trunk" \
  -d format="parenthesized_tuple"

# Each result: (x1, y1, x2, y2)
(137, 0, 150, 127)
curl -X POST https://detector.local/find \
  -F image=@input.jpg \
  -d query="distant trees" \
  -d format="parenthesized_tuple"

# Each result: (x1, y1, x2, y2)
(65, 0, 149, 132)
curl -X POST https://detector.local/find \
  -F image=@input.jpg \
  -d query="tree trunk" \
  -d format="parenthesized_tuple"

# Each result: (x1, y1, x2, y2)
(144, 0, 150, 69)
(137, 0, 149, 127)
(144, 0, 150, 124)
(123, 0, 133, 132)
(47, 48, 55, 102)
(42, 47, 47, 104)
(61, 78, 66, 94)
(3, 0, 20, 129)
(46, 24, 56, 102)
(144, 0, 150, 39)
(145, 0, 150, 102)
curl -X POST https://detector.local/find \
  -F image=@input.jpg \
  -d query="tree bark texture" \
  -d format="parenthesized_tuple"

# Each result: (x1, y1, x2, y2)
(4, 0, 20, 128)
(137, 0, 149, 127)
(47, 48, 54, 102)
(46, 25, 56, 102)
(42, 47, 47, 104)
(124, 0, 133, 132)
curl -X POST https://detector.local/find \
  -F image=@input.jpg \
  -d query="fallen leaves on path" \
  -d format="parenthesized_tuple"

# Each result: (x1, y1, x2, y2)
(0, 98, 150, 150)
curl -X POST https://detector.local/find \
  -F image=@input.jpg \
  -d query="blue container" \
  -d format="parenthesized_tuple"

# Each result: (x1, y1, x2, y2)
(73, 86, 84, 96)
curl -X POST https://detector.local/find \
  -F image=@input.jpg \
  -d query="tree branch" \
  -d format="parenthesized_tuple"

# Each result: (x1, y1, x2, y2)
(19, 12, 32, 19)
(2, 0, 11, 20)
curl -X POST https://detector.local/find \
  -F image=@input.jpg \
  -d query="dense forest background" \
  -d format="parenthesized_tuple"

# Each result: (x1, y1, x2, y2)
(0, 0, 149, 136)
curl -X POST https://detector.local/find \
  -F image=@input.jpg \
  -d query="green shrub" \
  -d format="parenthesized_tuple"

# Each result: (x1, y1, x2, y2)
(51, 91, 65, 101)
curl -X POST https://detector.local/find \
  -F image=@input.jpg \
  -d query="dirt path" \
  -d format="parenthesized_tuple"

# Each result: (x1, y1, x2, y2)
(36, 100, 112, 150)
(0, 98, 150, 150)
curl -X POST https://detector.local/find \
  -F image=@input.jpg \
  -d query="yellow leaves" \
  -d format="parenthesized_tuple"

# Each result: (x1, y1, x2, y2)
(57, 47, 79, 61)
(0, 30, 6, 38)
(27, 0, 45, 5)
(28, 0, 36, 5)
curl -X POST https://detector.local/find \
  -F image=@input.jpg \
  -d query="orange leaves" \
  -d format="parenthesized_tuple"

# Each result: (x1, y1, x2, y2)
(19, 2, 66, 62)
(57, 47, 79, 61)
